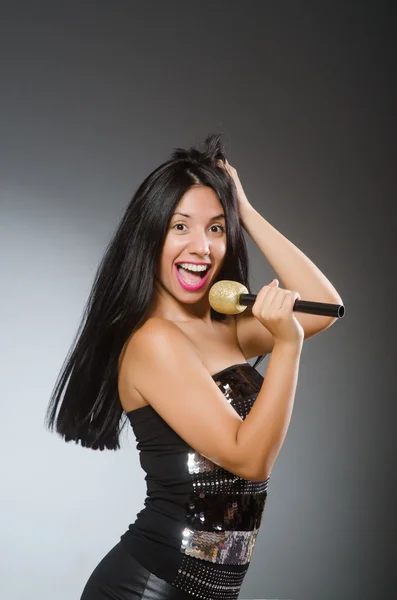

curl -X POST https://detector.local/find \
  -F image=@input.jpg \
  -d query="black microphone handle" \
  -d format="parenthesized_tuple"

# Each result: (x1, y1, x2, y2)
(238, 293, 345, 319)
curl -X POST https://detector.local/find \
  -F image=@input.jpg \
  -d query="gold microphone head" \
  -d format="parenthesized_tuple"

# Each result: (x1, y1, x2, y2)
(208, 280, 249, 315)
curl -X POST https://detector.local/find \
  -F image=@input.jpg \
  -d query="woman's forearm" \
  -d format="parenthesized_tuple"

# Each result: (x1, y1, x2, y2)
(236, 341, 303, 481)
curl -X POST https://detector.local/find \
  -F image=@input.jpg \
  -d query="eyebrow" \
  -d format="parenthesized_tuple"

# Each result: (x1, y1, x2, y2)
(173, 212, 225, 220)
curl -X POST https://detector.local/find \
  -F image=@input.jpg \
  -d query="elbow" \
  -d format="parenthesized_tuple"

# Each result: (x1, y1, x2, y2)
(249, 470, 271, 482)
(243, 462, 272, 482)
(253, 468, 272, 482)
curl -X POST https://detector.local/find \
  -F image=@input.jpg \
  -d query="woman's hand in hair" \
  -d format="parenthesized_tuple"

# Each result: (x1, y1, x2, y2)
(217, 159, 252, 213)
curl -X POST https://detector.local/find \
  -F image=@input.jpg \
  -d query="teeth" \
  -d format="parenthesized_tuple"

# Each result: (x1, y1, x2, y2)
(178, 263, 209, 272)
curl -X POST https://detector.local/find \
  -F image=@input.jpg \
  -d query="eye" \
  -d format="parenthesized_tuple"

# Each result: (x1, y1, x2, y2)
(173, 223, 225, 233)
(210, 224, 225, 233)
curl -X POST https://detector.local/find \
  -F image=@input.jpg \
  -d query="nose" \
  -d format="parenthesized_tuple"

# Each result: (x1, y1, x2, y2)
(188, 228, 211, 259)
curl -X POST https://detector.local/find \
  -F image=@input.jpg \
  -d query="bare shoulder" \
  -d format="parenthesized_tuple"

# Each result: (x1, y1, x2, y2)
(132, 316, 201, 359)
(121, 316, 202, 388)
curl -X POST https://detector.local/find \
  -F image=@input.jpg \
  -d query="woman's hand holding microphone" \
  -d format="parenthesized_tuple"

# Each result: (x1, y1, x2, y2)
(251, 279, 304, 347)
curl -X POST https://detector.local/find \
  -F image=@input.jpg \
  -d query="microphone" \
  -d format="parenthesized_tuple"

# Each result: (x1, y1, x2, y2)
(209, 280, 345, 319)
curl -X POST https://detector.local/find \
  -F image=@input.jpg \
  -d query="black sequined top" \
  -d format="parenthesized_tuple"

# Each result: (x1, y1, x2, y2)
(120, 362, 270, 600)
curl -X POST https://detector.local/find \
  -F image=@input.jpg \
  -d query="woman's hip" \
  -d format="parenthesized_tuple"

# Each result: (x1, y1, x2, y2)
(79, 541, 191, 600)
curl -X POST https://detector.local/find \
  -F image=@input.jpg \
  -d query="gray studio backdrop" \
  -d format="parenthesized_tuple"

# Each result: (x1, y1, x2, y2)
(0, 2, 393, 600)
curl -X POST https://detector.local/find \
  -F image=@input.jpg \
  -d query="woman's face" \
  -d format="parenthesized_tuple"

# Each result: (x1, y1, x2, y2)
(155, 185, 227, 313)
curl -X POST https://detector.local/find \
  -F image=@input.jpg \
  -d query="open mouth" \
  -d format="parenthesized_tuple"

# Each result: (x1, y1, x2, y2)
(175, 264, 211, 290)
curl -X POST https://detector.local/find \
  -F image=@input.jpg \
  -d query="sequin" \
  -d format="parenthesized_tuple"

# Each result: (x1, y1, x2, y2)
(171, 363, 270, 598)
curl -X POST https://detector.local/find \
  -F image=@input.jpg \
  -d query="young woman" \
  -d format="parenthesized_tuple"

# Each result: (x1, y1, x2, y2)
(46, 133, 342, 599)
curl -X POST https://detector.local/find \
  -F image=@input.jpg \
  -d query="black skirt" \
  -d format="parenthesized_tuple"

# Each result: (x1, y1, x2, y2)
(79, 541, 192, 600)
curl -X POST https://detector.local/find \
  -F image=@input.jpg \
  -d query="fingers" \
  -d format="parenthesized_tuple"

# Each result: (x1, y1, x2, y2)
(255, 282, 299, 313)
(280, 290, 301, 311)
(216, 159, 234, 173)
(252, 283, 280, 318)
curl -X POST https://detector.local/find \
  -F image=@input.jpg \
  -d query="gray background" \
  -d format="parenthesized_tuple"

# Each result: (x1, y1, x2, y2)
(0, 1, 394, 599)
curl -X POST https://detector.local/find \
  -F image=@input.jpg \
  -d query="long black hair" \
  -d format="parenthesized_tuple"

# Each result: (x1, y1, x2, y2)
(45, 133, 265, 451)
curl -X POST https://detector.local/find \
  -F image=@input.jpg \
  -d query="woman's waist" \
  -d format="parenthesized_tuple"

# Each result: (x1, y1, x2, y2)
(143, 488, 268, 531)
(125, 494, 266, 566)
